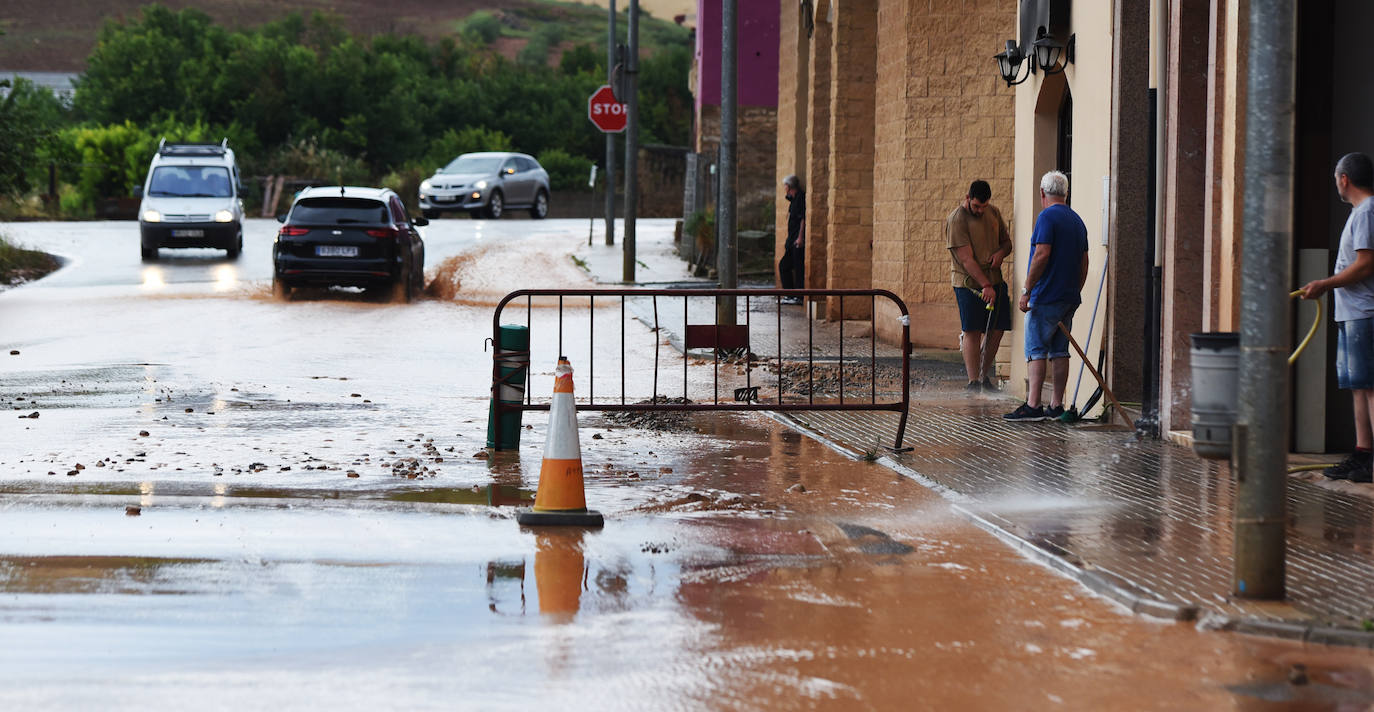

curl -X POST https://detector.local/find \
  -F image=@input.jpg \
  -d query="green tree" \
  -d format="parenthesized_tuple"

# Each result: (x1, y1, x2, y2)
(0, 78, 71, 196)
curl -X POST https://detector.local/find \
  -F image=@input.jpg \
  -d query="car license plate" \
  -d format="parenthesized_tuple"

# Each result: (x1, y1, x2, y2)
(316, 245, 358, 257)
(171, 229, 204, 238)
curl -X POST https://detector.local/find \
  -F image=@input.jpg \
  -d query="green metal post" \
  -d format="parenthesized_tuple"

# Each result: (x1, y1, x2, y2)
(487, 324, 530, 450)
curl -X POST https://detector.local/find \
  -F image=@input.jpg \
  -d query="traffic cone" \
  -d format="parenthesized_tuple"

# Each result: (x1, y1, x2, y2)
(517, 357, 605, 527)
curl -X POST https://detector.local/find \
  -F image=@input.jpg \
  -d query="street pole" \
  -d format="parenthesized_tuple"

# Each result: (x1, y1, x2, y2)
(623, 0, 639, 282)
(605, 0, 616, 247)
(1234, 0, 1296, 600)
(716, 0, 738, 326)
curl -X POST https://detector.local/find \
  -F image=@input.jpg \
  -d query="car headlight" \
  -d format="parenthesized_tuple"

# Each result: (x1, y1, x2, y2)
(214, 210, 234, 223)
(474, 180, 488, 190)
(143, 210, 162, 223)
(419, 179, 433, 191)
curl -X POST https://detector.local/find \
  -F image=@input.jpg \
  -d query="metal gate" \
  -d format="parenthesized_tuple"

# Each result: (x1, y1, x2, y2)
(490, 288, 912, 449)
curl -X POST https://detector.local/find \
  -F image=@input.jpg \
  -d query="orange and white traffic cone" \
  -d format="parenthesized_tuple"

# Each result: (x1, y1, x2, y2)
(517, 357, 604, 527)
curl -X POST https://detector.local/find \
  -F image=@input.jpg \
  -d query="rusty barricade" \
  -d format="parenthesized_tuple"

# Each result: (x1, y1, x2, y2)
(490, 288, 912, 450)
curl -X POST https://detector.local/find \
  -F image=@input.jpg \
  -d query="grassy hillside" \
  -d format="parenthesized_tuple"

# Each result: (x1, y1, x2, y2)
(0, 0, 691, 72)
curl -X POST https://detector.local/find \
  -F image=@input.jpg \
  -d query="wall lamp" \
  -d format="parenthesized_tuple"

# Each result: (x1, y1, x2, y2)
(993, 33, 1075, 87)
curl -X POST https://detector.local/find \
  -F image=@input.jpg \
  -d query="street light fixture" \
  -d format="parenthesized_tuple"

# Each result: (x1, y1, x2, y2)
(994, 31, 1075, 88)
(1033, 33, 1075, 76)
(993, 40, 1031, 87)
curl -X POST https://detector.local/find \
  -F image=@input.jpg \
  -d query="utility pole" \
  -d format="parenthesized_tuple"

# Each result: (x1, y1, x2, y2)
(715, 0, 738, 326)
(605, 0, 616, 246)
(623, 0, 639, 282)
(1234, 0, 1296, 600)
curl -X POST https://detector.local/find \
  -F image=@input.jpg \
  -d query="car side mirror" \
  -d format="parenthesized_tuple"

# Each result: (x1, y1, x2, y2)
(276, 214, 286, 223)
(133, 186, 143, 199)
(504, 168, 515, 175)
(412, 216, 429, 227)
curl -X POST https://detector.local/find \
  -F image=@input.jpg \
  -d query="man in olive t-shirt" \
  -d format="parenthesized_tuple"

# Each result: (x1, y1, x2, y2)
(946, 179, 1013, 391)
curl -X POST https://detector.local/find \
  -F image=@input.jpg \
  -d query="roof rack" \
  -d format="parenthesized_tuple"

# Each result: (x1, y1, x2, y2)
(157, 137, 229, 157)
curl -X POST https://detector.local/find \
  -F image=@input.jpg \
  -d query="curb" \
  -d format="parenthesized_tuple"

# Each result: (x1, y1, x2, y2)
(865, 452, 1374, 648)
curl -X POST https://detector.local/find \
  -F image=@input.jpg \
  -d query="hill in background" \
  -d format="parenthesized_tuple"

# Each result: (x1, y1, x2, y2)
(0, 0, 692, 72)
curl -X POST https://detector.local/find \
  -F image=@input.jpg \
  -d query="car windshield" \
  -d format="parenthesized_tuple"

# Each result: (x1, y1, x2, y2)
(290, 197, 389, 224)
(147, 166, 232, 198)
(439, 156, 503, 174)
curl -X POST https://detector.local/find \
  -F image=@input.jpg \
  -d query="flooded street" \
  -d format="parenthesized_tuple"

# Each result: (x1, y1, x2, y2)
(3, 219, 1373, 710)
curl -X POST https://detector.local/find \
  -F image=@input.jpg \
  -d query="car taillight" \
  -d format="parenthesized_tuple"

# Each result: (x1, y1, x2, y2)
(365, 227, 399, 238)
(279, 225, 309, 236)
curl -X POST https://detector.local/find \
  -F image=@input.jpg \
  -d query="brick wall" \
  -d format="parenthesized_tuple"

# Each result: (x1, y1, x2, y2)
(804, 9, 832, 294)
(868, 0, 1016, 347)
(696, 104, 778, 225)
(824, 1, 877, 320)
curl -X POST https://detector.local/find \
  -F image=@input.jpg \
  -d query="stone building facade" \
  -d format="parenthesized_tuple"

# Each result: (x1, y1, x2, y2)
(778, 0, 1374, 458)
(776, 0, 1016, 342)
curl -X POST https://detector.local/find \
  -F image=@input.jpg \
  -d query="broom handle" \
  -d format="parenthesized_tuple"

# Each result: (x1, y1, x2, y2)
(1057, 322, 1132, 429)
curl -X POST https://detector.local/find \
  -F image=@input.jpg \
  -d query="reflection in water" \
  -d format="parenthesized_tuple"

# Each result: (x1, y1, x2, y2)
(486, 559, 526, 616)
(140, 266, 166, 290)
(212, 264, 238, 292)
(534, 529, 587, 623)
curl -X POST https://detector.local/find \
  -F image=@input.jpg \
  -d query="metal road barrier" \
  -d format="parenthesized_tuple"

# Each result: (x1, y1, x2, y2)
(489, 288, 912, 450)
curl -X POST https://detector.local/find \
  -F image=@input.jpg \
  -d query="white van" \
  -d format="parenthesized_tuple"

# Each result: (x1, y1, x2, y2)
(136, 139, 244, 261)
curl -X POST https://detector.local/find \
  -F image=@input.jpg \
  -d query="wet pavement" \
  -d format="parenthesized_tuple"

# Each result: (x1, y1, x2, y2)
(4, 218, 1374, 708)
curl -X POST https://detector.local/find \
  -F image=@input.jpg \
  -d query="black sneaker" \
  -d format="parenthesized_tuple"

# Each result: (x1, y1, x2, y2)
(981, 378, 997, 392)
(1323, 452, 1372, 480)
(1046, 405, 1065, 420)
(1003, 403, 1046, 422)
(966, 381, 982, 393)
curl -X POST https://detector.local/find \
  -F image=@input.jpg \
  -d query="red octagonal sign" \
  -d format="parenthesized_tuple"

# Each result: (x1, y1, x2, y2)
(587, 85, 627, 133)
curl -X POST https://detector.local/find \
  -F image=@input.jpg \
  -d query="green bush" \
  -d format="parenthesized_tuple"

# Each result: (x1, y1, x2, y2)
(423, 127, 514, 172)
(261, 136, 370, 184)
(461, 11, 502, 46)
(538, 148, 594, 192)
(381, 163, 430, 212)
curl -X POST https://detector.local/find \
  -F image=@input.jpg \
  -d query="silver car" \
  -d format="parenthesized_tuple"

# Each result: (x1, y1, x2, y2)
(418, 152, 551, 220)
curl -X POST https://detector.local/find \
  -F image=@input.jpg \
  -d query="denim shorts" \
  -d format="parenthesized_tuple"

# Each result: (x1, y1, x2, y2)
(1337, 317, 1374, 390)
(953, 284, 1012, 332)
(1024, 301, 1077, 361)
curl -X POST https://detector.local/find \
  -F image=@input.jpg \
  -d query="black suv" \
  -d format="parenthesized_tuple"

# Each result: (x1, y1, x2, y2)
(272, 187, 427, 303)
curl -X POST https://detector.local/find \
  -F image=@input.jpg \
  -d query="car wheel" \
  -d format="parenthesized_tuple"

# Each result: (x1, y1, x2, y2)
(530, 190, 549, 219)
(226, 233, 242, 260)
(423, 209, 439, 220)
(485, 191, 504, 219)
(272, 275, 292, 301)
(141, 245, 157, 262)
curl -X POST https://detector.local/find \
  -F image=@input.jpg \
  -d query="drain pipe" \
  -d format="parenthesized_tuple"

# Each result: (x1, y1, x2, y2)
(1233, 0, 1296, 600)
(1141, 0, 1167, 439)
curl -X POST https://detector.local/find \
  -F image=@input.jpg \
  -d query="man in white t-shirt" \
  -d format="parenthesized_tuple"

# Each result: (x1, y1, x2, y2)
(1301, 152, 1374, 482)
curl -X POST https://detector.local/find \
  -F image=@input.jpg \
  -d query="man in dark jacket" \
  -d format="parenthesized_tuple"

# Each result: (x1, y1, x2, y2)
(779, 175, 805, 304)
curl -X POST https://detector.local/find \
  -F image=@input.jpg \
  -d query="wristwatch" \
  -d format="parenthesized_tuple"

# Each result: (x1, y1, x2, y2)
(1020, 287, 1029, 296)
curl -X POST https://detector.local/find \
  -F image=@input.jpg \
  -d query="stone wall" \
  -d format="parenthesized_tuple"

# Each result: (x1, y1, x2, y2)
(696, 104, 779, 220)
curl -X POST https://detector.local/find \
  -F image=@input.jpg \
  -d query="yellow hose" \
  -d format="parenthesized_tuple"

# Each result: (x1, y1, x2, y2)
(1289, 289, 1321, 365)
(1285, 290, 1328, 472)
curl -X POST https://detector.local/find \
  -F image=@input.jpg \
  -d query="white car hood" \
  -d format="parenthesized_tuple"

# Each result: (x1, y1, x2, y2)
(141, 196, 235, 216)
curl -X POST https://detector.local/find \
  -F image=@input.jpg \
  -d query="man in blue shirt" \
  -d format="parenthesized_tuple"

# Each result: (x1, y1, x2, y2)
(1005, 171, 1089, 422)
(1300, 153, 1374, 481)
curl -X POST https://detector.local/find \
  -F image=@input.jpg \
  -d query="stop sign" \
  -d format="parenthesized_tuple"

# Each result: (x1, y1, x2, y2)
(587, 85, 627, 133)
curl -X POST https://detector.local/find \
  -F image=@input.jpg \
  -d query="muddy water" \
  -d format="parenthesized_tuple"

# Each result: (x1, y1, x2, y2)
(3, 220, 1373, 709)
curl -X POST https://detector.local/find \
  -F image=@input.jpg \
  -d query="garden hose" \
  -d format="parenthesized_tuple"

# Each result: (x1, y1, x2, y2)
(1288, 289, 1321, 366)
(1286, 289, 1330, 473)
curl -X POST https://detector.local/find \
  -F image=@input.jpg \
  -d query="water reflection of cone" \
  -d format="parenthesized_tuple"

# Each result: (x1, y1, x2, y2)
(535, 530, 586, 622)
(517, 357, 605, 527)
